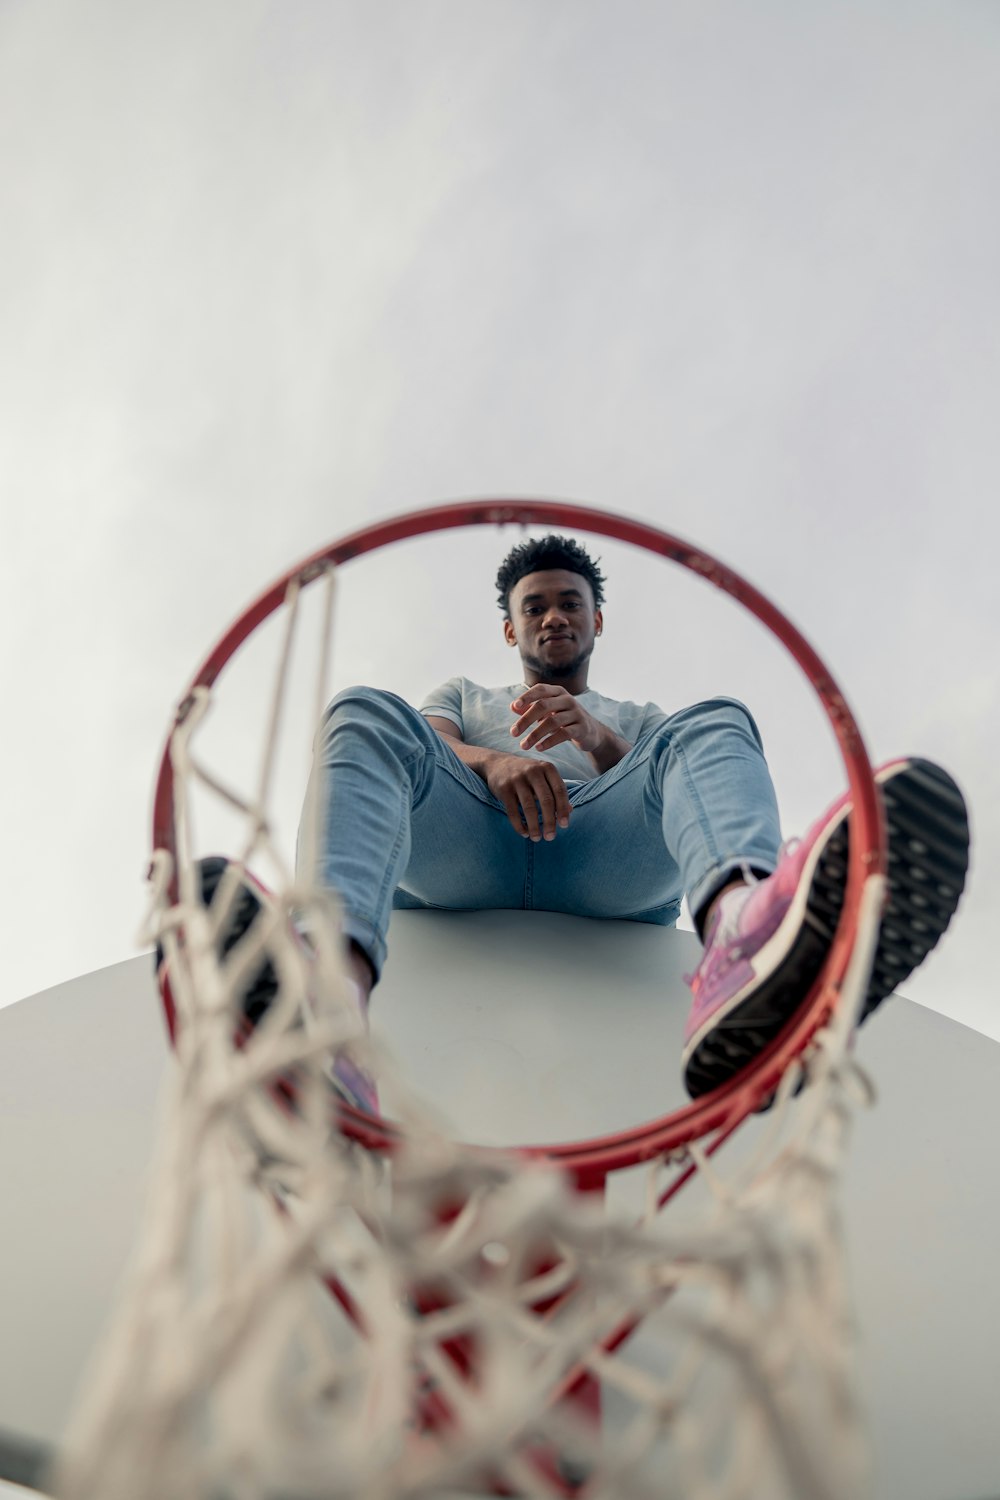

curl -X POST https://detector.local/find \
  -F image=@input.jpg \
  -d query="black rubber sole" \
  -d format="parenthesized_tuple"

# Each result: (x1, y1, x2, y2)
(683, 759, 970, 1099)
(155, 855, 279, 1025)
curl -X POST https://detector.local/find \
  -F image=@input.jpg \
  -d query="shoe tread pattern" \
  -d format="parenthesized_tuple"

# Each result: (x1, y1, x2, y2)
(809, 759, 969, 1024)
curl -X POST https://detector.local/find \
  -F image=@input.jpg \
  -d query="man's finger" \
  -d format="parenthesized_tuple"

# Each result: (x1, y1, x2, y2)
(533, 730, 573, 752)
(528, 772, 560, 840)
(545, 767, 572, 828)
(519, 708, 577, 750)
(511, 685, 559, 712)
(520, 720, 571, 751)
(498, 792, 529, 838)
(510, 700, 563, 737)
(510, 692, 570, 734)
(509, 711, 540, 738)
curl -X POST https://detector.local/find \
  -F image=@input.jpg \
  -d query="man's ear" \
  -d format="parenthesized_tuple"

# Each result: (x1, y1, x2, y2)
(595, 608, 603, 638)
(503, 617, 518, 648)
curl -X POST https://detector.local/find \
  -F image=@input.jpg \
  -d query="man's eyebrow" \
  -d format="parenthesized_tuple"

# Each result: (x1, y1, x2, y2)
(520, 588, 584, 605)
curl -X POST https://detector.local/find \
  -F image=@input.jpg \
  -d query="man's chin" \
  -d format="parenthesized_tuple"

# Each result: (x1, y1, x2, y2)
(524, 648, 590, 681)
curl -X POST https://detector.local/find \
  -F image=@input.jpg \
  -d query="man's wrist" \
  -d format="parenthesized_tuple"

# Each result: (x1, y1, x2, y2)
(447, 738, 502, 780)
(588, 723, 631, 774)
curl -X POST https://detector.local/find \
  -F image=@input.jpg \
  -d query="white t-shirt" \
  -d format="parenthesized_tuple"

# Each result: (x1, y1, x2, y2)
(420, 677, 669, 783)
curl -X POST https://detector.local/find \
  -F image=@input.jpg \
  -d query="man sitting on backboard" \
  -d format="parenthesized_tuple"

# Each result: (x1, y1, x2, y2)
(193, 533, 969, 1110)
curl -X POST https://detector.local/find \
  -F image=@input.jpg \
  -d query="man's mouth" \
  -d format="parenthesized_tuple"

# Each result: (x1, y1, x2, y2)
(543, 633, 572, 644)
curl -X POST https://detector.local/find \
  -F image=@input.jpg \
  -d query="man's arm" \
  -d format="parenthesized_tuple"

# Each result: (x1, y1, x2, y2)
(583, 728, 632, 775)
(424, 716, 499, 778)
(425, 715, 571, 841)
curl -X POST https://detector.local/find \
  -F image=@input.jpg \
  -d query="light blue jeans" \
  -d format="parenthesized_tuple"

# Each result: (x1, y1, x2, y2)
(305, 687, 781, 983)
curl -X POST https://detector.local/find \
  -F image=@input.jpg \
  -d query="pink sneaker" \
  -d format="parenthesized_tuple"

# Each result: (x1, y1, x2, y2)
(322, 1037, 380, 1115)
(682, 758, 969, 1099)
(171, 856, 380, 1116)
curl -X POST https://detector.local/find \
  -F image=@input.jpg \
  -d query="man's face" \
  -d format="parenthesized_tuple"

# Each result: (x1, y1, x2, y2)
(503, 568, 602, 681)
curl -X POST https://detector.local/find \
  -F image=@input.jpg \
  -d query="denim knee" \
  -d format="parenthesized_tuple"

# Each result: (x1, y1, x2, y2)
(641, 697, 765, 768)
(319, 687, 442, 798)
(660, 696, 763, 741)
(323, 685, 430, 744)
(699, 696, 765, 748)
(326, 684, 409, 722)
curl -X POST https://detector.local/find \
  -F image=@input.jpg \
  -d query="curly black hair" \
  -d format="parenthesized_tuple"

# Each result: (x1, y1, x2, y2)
(495, 535, 606, 618)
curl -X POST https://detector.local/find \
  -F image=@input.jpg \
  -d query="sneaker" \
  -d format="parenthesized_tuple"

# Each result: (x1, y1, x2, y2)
(682, 758, 970, 1099)
(164, 856, 380, 1115)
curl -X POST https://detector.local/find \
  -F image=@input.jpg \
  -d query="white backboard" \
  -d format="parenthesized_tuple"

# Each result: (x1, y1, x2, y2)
(1, 912, 997, 1499)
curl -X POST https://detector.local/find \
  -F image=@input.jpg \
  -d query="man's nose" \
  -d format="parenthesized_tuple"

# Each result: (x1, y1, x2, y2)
(542, 606, 569, 628)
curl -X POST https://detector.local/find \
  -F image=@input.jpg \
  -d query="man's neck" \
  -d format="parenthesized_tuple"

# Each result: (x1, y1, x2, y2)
(521, 668, 591, 697)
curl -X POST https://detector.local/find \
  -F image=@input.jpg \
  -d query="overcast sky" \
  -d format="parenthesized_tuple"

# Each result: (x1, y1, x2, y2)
(2, 1, 997, 1044)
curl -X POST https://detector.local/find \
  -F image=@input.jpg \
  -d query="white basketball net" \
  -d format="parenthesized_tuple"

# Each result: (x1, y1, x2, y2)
(52, 566, 880, 1500)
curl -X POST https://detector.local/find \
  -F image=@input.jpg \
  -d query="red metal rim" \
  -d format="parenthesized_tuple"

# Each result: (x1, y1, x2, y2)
(152, 498, 885, 1176)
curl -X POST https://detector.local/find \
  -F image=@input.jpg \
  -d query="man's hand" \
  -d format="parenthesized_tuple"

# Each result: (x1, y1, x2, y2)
(510, 685, 604, 754)
(510, 686, 632, 773)
(425, 717, 571, 841)
(483, 751, 571, 842)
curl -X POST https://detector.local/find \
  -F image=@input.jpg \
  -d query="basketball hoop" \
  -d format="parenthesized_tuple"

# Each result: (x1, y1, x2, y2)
(53, 500, 885, 1500)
